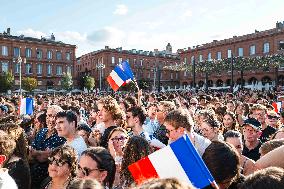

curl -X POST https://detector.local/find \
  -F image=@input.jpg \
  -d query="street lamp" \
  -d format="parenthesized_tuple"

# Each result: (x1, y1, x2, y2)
(96, 60, 105, 91)
(13, 56, 26, 97)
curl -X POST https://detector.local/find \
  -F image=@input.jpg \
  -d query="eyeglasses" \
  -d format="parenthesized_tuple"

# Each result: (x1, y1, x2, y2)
(267, 115, 280, 120)
(166, 128, 177, 134)
(48, 157, 67, 167)
(111, 136, 127, 142)
(78, 164, 103, 176)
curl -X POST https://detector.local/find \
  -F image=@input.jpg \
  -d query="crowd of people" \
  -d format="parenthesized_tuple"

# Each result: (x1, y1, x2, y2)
(0, 89, 284, 189)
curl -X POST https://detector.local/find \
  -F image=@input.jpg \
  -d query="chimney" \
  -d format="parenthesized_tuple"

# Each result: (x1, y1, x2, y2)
(51, 33, 55, 41)
(105, 46, 109, 49)
(7, 28, 10, 35)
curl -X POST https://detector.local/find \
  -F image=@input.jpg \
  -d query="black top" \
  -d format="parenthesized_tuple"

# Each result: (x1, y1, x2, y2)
(100, 126, 117, 148)
(5, 158, 31, 189)
(260, 125, 277, 143)
(153, 124, 169, 145)
(242, 141, 262, 161)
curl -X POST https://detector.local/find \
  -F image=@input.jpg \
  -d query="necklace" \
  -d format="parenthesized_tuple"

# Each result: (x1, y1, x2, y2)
(47, 177, 71, 189)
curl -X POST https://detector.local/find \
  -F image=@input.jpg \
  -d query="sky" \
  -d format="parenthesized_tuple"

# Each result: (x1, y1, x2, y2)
(0, 0, 284, 57)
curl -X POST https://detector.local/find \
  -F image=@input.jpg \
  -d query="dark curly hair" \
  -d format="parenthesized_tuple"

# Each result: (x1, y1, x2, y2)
(120, 136, 152, 187)
(49, 145, 78, 178)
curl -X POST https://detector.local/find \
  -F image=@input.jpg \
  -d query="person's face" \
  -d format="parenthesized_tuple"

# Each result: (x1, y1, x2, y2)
(274, 131, 284, 139)
(77, 130, 89, 143)
(156, 105, 167, 124)
(200, 122, 217, 141)
(266, 113, 279, 127)
(119, 103, 126, 113)
(126, 112, 136, 128)
(78, 154, 107, 184)
(55, 117, 74, 138)
(253, 110, 266, 124)
(109, 131, 128, 153)
(148, 106, 157, 120)
(243, 125, 260, 143)
(164, 121, 184, 143)
(226, 103, 235, 112)
(46, 108, 58, 129)
(200, 99, 206, 106)
(98, 104, 113, 123)
(48, 154, 71, 178)
(0, 109, 4, 116)
(236, 105, 244, 114)
(225, 137, 243, 155)
(223, 114, 234, 128)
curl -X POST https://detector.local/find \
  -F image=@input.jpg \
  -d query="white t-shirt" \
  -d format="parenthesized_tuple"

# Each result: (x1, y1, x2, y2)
(192, 132, 211, 156)
(0, 168, 18, 189)
(67, 136, 88, 158)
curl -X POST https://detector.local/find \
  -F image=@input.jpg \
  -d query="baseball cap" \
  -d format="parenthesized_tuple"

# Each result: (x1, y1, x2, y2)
(242, 118, 261, 130)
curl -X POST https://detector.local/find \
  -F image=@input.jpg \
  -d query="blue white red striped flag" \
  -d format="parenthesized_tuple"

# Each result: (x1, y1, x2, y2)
(128, 134, 215, 188)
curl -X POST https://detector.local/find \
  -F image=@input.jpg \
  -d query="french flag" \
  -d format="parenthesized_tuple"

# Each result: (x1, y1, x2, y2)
(128, 135, 215, 188)
(272, 102, 282, 113)
(107, 61, 134, 91)
(19, 98, 34, 115)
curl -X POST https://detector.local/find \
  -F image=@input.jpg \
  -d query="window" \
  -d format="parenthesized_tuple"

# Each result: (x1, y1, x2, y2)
(133, 59, 136, 65)
(37, 49, 42, 59)
(112, 57, 115, 64)
(25, 63, 32, 74)
(263, 42, 270, 53)
(56, 66, 63, 75)
(140, 59, 143, 66)
(47, 64, 52, 76)
(250, 45, 256, 55)
(228, 49, 232, 58)
(15, 63, 20, 73)
(238, 48, 243, 57)
(148, 72, 151, 78)
(47, 50, 52, 59)
(217, 52, 222, 60)
(67, 66, 71, 74)
(37, 64, 43, 75)
(199, 55, 203, 62)
(56, 51, 62, 60)
(279, 41, 284, 50)
(2, 62, 8, 73)
(208, 53, 212, 61)
(184, 71, 187, 77)
(184, 57, 187, 64)
(66, 52, 71, 61)
(118, 57, 122, 63)
(171, 73, 173, 79)
(2, 46, 8, 56)
(14, 47, 20, 57)
(25, 48, 32, 58)
(176, 73, 178, 79)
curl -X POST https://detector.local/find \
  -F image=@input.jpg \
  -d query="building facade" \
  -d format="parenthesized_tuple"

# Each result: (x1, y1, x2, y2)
(179, 22, 284, 88)
(0, 28, 76, 90)
(76, 44, 180, 91)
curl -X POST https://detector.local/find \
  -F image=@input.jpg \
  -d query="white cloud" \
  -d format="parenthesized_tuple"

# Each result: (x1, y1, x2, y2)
(16, 28, 46, 38)
(113, 4, 128, 15)
(182, 10, 192, 18)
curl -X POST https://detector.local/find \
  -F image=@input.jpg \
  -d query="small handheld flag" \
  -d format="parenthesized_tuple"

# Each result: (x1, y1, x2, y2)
(272, 102, 282, 113)
(107, 60, 135, 91)
(19, 97, 34, 115)
(128, 134, 215, 188)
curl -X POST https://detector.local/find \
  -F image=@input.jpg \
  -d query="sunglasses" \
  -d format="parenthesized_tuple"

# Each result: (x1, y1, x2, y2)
(267, 115, 280, 120)
(111, 136, 127, 142)
(48, 157, 67, 167)
(78, 164, 103, 176)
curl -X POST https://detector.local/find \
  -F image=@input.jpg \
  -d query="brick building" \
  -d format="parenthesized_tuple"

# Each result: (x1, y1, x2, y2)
(0, 28, 76, 90)
(179, 21, 284, 88)
(76, 43, 180, 91)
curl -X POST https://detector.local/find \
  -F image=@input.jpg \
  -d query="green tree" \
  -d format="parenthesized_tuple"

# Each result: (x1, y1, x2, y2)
(0, 71, 14, 93)
(22, 77, 37, 92)
(84, 75, 95, 92)
(61, 72, 73, 91)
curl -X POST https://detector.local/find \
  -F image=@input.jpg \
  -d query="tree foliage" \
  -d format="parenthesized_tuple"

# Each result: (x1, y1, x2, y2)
(22, 77, 37, 92)
(61, 72, 73, 91)
(0, 71, 14, 93)
(84, 75, 95, 92)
